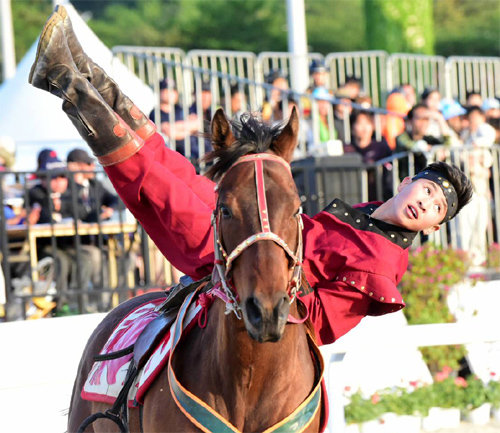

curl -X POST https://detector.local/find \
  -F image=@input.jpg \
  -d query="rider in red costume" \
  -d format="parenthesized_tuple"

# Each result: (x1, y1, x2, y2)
(29, 6, 473, 346)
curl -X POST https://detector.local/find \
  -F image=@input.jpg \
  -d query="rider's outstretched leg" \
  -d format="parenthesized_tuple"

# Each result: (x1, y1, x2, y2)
(29, 10, 143, 166)
(43, 5, 154, 141)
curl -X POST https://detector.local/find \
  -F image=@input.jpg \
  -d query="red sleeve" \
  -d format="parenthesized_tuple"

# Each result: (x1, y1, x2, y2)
(104, 133, 216, 279)
(300, 282, 371, 346)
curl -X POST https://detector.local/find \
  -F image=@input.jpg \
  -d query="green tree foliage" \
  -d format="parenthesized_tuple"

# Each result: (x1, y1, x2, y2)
(5, 0, 499, 78)
(434, 0, 500, 56)
(305, 0, 365, 53)
(11, 0, 52, 61)
(364, 0, 435, 54)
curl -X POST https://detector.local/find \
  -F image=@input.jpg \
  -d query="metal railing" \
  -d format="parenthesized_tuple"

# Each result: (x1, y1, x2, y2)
(112, 46, 499, 108)
(387, 53, 447, 98)
(325, 50, 388, 106)
(445, 56, 500, 104)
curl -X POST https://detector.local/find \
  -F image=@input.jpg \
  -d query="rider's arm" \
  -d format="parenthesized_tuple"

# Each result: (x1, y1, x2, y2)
(105, 132, 216, 279)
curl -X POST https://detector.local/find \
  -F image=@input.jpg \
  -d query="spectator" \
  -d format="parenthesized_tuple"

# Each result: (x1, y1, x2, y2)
(457, 106, 495, 267)
(383, 90, 411, 150)
(440, 100, 466, 148)
(349, 110, 393, 200)
(306, 87, 340, 156)
(188, 80, 214, 159)
(229, 84, 247, 119)
(465, 90, 482, 108)
(395, 103, 443, 179)
(66, 148, 117, 223)
(28, 150, 92, 304)
(482, 98, 500, 120)
(355, 95, 372, 109)
(421, 87, 447, 141)
(67, 148, 117, 309)
(148, 78, 198, 157)
(262, 69, 289, 123)
(308, 59, 329, 91)
(461, 105, 496, 147)
(342, 75, 363, 100)
(481, 98, 500, 142)
(333, 88, 353, 144)
(400, 83, 417, 108)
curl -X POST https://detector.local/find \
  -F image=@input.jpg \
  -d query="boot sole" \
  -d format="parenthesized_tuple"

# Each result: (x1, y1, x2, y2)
(28, 11, 63, 84)
(55, 4, 68, 20)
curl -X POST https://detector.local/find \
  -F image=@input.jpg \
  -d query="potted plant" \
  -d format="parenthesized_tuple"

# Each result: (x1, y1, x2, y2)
(463, 375, 491, 425)
(486, 375, 500, 421)
(379, 388, 422, 433)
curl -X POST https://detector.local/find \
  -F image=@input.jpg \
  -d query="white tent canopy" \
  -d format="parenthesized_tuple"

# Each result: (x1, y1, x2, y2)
(0, 2, 154, 171)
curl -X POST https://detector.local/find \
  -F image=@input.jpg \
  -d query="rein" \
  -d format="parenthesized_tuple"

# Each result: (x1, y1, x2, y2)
(211, 153, 304, 319)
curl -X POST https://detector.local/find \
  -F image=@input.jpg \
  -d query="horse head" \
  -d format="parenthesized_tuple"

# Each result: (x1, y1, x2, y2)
(206, 108, 302, 343)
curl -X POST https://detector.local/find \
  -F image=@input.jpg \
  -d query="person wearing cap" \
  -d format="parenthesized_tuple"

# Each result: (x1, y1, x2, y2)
(439, 100, 466, 148)
(66, 148, 118, 223)
(66, 147, 118, 309)
(188, 80, 214, 160)
(27, 149, 93, 301)
(308, 59, 329, 92)
(149, 78, 198, 158)
(29, 7, 474, 345)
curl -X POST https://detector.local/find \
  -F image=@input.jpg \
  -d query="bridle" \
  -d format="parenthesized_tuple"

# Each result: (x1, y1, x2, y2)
(211, 153, 304, 319)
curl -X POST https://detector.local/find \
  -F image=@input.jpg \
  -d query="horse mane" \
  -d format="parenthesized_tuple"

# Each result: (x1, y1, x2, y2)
(204, 113, 285, 182)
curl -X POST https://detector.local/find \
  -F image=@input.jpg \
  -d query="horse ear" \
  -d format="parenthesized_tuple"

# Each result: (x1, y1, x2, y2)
(273, 106, 299, 163)
(211, 108, 235, 150)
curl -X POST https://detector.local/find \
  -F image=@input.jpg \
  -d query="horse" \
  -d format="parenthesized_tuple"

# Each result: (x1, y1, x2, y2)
(67, 108, 323, 432)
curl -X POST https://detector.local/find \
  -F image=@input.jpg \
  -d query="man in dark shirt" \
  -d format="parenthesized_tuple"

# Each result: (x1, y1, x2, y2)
(28, 150, 92, 305)
(148, 78, 198, 158)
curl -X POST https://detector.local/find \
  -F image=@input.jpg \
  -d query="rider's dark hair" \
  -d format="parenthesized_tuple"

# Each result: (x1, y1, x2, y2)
(418, 161, 473, 218)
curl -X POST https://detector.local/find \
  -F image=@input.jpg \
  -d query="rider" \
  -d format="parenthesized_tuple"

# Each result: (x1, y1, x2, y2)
(29, 6, 473, 345)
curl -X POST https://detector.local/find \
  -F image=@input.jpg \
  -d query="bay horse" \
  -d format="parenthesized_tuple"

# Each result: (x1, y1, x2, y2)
(67, 108, 323, 432)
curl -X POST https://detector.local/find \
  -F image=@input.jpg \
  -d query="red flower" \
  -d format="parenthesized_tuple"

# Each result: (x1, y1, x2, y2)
(371, 393, 380, 404)
(344, 386, 351, 392)
(455, 377, 467, 387)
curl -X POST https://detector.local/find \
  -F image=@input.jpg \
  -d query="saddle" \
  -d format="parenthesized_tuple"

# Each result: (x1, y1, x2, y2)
(77, 275, 212, 433)
(134, 275, 211, 368)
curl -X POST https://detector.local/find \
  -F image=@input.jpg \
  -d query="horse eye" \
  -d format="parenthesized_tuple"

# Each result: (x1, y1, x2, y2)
(220, 205, 232, 219)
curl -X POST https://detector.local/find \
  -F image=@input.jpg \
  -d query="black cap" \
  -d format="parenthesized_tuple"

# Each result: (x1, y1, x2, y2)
(67, 148, 95, 164)
(159, 78, 177, 90)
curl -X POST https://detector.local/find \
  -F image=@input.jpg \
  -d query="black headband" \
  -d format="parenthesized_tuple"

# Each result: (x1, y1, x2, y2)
(412, 170, 458, 223)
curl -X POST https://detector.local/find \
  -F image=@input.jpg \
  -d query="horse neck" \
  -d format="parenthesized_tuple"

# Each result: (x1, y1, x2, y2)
(207, 300, 312, 386)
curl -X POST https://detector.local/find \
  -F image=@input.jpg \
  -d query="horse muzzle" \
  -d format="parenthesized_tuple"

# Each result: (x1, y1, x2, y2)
(242, 292, 290, 342)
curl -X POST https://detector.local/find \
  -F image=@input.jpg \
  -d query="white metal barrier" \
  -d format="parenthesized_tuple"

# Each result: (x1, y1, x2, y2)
(387, 53, 446, 98)
(445, 56, 500, 103)
(325, 50, 388, 106)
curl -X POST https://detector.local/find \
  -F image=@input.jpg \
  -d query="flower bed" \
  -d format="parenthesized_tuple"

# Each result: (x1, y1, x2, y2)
(345, 370, 500, 429)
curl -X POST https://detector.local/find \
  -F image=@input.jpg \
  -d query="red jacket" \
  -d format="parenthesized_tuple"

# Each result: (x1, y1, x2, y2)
(106, 133, 415, 345)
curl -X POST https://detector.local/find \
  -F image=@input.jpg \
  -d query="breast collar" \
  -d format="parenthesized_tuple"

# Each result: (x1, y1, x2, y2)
(323, 199, 417, 249)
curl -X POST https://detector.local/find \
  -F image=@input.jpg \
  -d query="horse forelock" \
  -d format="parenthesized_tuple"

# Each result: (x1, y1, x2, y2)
(204, 113, 285, 182)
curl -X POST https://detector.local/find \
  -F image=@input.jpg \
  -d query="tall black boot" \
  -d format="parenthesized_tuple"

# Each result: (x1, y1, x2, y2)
(54, 5, 155, 140)
(29, 11, 143, 166)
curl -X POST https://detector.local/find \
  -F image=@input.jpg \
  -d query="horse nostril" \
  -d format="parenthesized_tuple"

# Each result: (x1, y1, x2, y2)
(246, 297, 263, 328)
(274, 295, 290, 321)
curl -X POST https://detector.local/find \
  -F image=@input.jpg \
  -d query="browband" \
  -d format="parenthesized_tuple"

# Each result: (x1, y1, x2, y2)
(412, 170, 458, 223)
